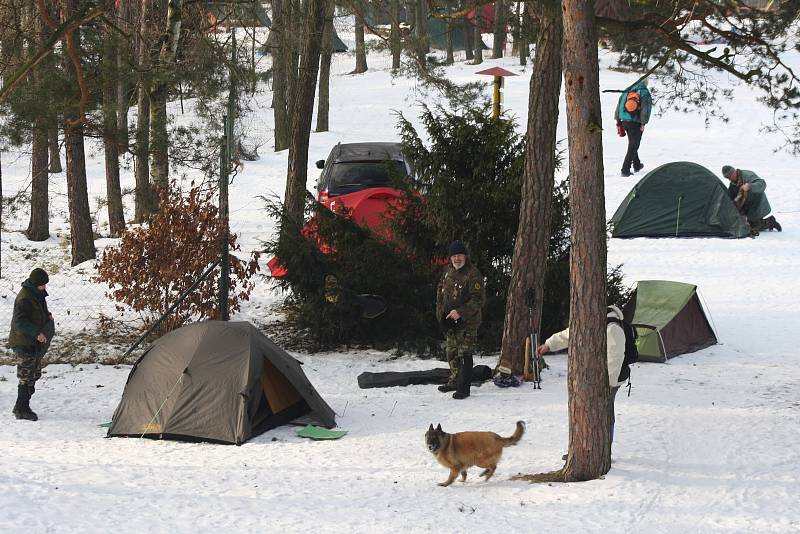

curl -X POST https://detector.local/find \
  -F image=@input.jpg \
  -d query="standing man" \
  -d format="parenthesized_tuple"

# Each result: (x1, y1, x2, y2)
(8, 268, 54, 421)
(614, 78, 652, 177)
(536, 305, 627, 453)
(721, 165, 782, 237)
(436, 240, 485, 400)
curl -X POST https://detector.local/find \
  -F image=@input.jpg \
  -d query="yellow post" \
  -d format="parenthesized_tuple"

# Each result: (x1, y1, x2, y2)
(492, 76, 501, 118)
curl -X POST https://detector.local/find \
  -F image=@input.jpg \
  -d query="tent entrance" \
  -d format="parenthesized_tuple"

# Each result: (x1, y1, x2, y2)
(251, 358, 311, 435)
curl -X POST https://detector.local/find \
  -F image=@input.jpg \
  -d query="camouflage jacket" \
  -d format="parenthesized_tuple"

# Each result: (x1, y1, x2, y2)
(436, 260, 485, 333)
(8, 280, 49, 350)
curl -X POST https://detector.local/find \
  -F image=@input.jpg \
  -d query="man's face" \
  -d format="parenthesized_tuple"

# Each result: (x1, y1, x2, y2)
(727, 169, 740, 183)
(450, 254, 466, 270)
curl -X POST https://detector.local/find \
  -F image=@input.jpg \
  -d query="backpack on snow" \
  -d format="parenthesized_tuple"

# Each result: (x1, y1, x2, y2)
(607, 316, 639, 395)
(623, 90, 641, 114)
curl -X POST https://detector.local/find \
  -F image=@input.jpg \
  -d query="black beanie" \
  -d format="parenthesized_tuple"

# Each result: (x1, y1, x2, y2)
(29, 268, 49, 286)
(448, 240, 467, 256)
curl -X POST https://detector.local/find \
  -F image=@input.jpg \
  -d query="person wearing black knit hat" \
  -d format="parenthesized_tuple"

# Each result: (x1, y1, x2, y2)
(8, 268, 55, 421)
(435, 241, 485, 399)
(721, 165, 782, 237)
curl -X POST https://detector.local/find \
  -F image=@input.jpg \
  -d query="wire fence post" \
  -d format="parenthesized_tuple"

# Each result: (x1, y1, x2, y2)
(219, 31, 236, 321)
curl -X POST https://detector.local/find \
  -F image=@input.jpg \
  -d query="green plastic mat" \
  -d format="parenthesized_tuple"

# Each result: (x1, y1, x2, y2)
(97, 422, 112, 428)
(296, 425, 347, 440)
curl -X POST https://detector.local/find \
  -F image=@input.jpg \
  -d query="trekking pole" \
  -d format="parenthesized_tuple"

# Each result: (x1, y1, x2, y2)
(525, 288, 541, 389)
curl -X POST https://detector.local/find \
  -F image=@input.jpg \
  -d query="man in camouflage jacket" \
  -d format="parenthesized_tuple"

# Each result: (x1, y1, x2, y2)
(8, 268, 54, 421)
(436, 240, 485, 399)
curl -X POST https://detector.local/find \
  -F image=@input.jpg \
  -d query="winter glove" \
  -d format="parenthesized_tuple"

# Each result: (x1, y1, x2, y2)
(616, 121, 626, 137)
(440, 315, 463, 334)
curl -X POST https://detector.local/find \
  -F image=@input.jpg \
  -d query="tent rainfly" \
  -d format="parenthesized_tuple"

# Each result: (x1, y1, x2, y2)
(107, 321, 336, 445)
(611, 161, 750, 238)
(622, 280, 717, 363)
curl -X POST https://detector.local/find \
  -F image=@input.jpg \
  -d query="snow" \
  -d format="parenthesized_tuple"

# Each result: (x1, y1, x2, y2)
(2, 33, 800, 533)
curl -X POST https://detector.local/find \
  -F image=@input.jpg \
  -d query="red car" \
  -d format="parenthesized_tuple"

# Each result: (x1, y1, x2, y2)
(268, 142, 413, 277)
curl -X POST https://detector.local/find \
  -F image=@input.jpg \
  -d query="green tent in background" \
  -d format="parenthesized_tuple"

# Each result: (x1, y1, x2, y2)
(622, 280, 718, 363)
(427, 18, 488, 51)
(611, 161, 750, 238)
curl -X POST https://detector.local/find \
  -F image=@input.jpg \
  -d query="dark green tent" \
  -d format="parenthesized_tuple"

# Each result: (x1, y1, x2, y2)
(108, 321, 336, 445)
(622, 280, 717, 363)
(611, 161, 749, 238)
(427, 18, 488, 51)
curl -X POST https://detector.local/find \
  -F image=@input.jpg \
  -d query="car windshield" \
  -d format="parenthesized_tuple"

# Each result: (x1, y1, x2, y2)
(328, 160, 408, 195)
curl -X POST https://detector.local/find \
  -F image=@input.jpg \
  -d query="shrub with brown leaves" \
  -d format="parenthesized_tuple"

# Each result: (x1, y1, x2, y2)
(95, 186, 260, 335)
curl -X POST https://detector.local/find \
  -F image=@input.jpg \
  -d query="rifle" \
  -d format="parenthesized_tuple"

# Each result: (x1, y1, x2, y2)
(524, 288, 541, 389)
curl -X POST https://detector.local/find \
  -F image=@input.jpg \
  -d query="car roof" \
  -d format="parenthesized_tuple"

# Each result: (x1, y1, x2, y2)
(332, 142, 405, 162)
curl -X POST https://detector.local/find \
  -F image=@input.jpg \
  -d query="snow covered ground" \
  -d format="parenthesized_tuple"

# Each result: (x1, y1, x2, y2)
(2, 32, 800, 533)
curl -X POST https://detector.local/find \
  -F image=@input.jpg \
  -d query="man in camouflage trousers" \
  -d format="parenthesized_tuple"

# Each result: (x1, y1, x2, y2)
(8, 268, 54, 421)
(436, 240, 485, 400)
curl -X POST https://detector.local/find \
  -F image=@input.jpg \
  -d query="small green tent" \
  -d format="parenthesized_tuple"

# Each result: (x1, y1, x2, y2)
(622, 280, 717, 363)
(611, 161, 750, 238)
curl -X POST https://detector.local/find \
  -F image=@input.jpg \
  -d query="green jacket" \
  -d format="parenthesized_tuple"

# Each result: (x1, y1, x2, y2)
(614, 81, 652, 125)
(436, 260, 485, 333)
(8, 280, 50, 351)
(728, 169, 772, 222)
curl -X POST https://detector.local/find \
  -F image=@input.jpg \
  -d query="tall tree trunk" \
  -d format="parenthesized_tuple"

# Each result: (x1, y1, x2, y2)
(464, 16, 474, 61)
(116, 65, 130, 154)
(562, 0, 610, 481)
(27, 9, 50, 241)
(48, 127, 62, 173)
(149, 0, 183, 193)
(62, 0, 95, 266)
(103, 37, 125, 237)
(272, 0, 292, 151)
(116, 0, 132, 152)
(316, 0, 335, 132)
(390, 0, 401, 70)
(284, 0, 326, 219)
(472, 10, 483, 64)
(416, 0, 428, 54)
(27, 120, 50, 241)
(518, 3, 529, 66)
(353, 4, 368, 73)
(134, 0, 152, 222)
(500, 0, 562, 375)
(65, 122, 95, 265)
(492, 0, 504, 58)
(445, 20, 454, 64)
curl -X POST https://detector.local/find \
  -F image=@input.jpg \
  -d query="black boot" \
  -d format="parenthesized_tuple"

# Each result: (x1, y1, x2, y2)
(437, 382, 456, 393)
(766, 215, 782, 232)
(12, 384, 37, 421)
(452, 353, 473, 400)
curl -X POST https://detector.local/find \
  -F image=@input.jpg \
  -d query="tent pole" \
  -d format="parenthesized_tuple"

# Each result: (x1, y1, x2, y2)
(115, 259, 222, 364)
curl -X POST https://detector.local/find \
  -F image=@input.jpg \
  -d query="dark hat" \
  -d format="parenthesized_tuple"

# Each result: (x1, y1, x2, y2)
(29, 268, 49, 286)
(721, 165, 736, 179)
(448, 240, 467, 256)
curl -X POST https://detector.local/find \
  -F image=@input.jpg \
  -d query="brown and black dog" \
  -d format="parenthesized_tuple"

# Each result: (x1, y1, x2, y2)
(425, 421, 525, 487)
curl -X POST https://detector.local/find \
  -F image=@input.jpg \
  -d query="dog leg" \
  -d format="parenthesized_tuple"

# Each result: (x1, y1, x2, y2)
(482, 465, 497, 481)
(439, 467, 460, 487)
(460, 470, 468, 482)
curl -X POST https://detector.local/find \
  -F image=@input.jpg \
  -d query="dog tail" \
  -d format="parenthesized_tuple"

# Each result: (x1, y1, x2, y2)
(500, 421, 525, 447)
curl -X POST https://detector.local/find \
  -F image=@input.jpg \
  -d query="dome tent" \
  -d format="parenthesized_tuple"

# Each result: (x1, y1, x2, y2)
(611, 161, 749, 238)
(108, 321, 335, 445)
(622, 280, 717, 363)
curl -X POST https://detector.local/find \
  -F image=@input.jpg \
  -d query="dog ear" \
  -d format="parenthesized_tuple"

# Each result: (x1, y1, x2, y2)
(436, 423, 442, 432)
(428, 424, 434, 432)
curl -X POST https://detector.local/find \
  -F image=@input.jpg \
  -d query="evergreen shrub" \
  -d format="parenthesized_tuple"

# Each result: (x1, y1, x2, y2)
(266, 106, 630, 354)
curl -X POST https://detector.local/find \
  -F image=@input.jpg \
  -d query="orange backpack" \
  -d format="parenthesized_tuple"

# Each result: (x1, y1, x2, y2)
(624, 90, 640, 113)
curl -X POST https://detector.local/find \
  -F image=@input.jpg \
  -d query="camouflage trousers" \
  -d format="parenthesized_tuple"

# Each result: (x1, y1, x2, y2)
(444, 329, 476, 385)
(14, 349, 43, 386)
